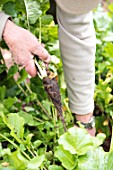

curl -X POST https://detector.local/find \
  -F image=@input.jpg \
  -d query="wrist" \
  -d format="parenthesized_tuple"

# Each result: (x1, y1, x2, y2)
(75, 112, 93, 123)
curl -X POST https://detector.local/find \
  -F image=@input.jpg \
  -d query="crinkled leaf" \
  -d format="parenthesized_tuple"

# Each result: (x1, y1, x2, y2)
(58, 127, 94, 155)
(107, 151, 113, 170)
(55, 145, 77, 170)
(27, 155, 45, 169)
(78, 148, 113, 170)
(23, 0, 42, 24)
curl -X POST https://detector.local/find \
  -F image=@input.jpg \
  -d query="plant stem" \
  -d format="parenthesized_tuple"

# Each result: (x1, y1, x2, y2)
(33, 116, 43, 122)
(24, 0, 30, 31)
(24, 80, 52, 120)
(0, 133, 18, 149)
(17, 83, 27, 96)
(0, 133, 31, 160)
(39, 17, 42, 44)
(27, 147, 35, 157)
(110, 126, 113, 152)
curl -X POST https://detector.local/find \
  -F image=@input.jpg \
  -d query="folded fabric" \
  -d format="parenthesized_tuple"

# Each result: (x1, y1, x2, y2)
(56, 0, 101, 15)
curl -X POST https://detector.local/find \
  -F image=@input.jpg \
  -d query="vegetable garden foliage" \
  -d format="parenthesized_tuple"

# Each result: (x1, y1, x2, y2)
(0, 0, 113, 169)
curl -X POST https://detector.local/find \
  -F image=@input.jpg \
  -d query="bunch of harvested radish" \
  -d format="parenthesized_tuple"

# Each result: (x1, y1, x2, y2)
(35, 59, 67, 132)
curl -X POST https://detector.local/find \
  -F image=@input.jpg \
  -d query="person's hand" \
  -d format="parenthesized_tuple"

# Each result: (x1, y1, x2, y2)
(3, 20, 51, 77)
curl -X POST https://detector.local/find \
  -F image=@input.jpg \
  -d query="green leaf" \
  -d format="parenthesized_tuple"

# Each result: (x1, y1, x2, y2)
(3, 97, 18, 109)
(0, 0, 15, 6)
(48, 165, 64, 170)
(0, 86, 6, 101)
(23, 0, 42, 24)
(9, 149, 27, 170)
(55, 145, 77, 170)
(40, 0, 50, 14)
(0, 64, 6, 74)
(18, 111, 36, 126)
(107, 151, 113, 170)
(58, 127, 94, 155)
(17, 68, 28, 83)
(8, 64, 18, 77)
(2, 113, 25, 140)
(27, 155, 45, 169)
(25, 133, 34, 147)
(3, 1, 17, 17)
(78, 148, 113, 170)
(33, 140, 42, 149)
(41, 14, 53, 26)
(0, 103, 8, 115)
(92, 133, 106, 148)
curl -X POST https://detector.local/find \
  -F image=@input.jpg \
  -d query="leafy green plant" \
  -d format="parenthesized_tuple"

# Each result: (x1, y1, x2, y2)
(0, 0, 113, 169)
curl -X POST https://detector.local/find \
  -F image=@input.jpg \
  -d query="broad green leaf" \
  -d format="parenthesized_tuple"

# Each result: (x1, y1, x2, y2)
(58, 127, 94, 155)
(42, 100, 52, 115)
(40, 0, 50, 14)
(55, 145, 77, 170)
(9, 149, 27, 170)
(3, 2, 17, 17)
(48, 165, 64, 170)
(0, 86, 6, 101)
(92, 133, 106, 148)
(41, 15, 53, 26)
(27, 155, 45, 169)
(18, 111, 36, 126)
(78, 148, 113, 170)
(2, 113, 25, 140)
(3, 97, 18, 109)
(107, 151, 113, 170)
(0, 0, 15, 6)
(23, 0, 42, 24)
(0, 103, 8, 114)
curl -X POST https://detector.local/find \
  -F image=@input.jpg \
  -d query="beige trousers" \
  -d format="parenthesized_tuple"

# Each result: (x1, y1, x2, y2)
(56, 1, 100, 114)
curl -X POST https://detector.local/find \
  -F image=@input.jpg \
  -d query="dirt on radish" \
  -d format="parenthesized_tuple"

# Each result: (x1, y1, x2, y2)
(43, 71, 67, 132)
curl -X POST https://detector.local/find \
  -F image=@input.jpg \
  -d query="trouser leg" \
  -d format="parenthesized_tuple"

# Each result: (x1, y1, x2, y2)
(57, 7, 96, 115)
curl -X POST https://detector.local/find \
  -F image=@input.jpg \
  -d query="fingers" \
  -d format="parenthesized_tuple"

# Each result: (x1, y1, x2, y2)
(32, 43, 51, 63)
(25, 59, 37, 77)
